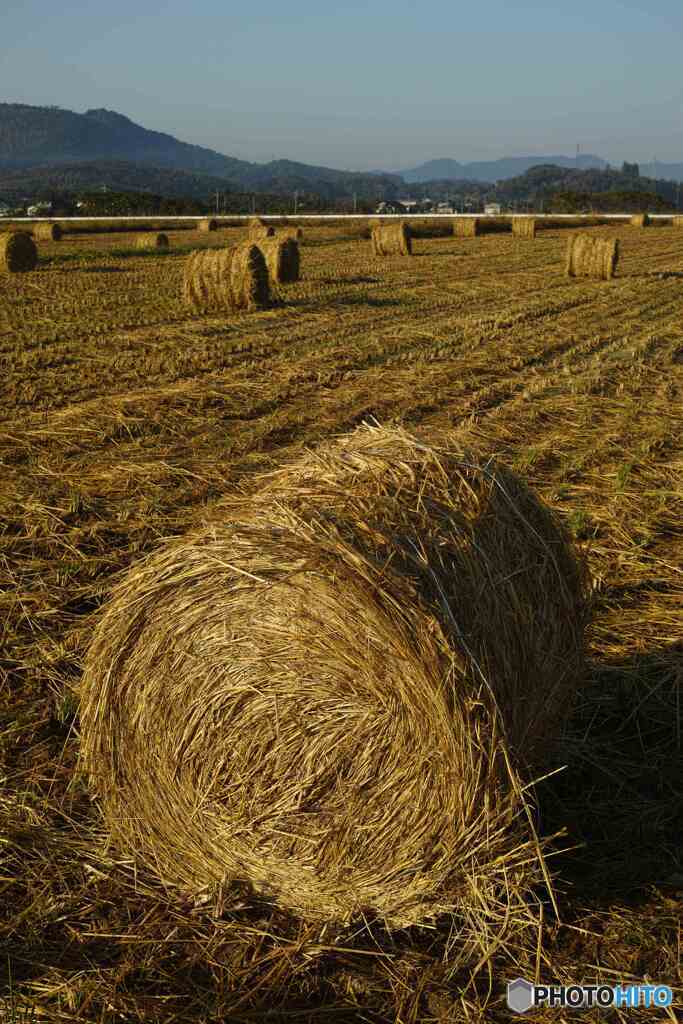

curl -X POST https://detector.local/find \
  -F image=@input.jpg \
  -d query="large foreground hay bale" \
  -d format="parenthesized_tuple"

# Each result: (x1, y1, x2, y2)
(0, 231, 38, 272)
(135, 232, 169, 250)
(453, 217, 480, 237)
(565, 233, 619, 280)
(256, 236, 300, 283)
(80, 423, 589, 932)
(182, 243, 270, 312)
(371, 221, 412, 255)
(630, 213, 650, 227)
(512, 217, 536, 239)
(198, 218, 218, 232)
(32, 222, 63, 241)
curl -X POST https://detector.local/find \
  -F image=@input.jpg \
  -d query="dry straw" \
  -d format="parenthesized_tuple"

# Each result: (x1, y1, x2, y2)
(182, 242, 270, 312)
(453, 217, 480, 237)
(135, 232, 169, 250)
(198, 218, 218, 232)
(512, 217, 536, 239)
(630, 213, 649, 227)
(565, 233, 619, 281)
(673, 216, 683, 228)
(79, 422, 590, 933)
(32, 222, 63, 241)
(256, 236, 300, 283)
(0, 231, 38, 272)
(371, 220, 412, 255)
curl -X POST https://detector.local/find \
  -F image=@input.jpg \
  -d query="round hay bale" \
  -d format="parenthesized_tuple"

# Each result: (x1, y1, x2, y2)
(256, 236, 300, 283)
(0, 231, 38, 272)
(198, 218, 218, 232)
(280, 226, 303, 241)
(630, 213, 649, 228)
(135, 232, 169, 250)
(453, 217, 480, 238)
(32, 222, 63, 242)
(182, 243, 270, 312)
(512, 217, 536, 239)
(565, 233, 619, 280)
(80, 423, 589, 931)
(371, 220, 412, 256)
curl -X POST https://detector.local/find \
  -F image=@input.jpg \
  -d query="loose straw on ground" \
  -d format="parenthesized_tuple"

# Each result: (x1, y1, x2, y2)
(80, 422, 590, 938)
(0, 231, 38, 272)
(182, 243, 270, 311)
(371, 221, 412, 255)
(565, 233, 619, 280)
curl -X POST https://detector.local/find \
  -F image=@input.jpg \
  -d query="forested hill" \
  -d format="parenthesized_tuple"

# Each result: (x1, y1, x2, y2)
(0, 104, 402, 199)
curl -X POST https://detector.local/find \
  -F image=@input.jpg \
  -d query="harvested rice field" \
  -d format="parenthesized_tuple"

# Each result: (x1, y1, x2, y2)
(1, 220, 681, 1023)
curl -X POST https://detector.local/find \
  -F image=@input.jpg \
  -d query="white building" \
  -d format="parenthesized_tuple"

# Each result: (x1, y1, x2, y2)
(484, 203, 502, 216)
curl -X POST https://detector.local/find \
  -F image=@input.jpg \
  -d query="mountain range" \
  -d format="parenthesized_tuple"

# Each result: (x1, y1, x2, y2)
(1, 103, 682, 203)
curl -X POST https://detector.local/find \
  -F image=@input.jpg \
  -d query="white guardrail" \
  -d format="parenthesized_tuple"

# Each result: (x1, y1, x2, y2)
(5, 213, 674, 223)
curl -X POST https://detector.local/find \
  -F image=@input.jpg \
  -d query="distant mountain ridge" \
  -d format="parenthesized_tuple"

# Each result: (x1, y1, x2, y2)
(0, 103, 402, 199)
(396, 154, 683, 184)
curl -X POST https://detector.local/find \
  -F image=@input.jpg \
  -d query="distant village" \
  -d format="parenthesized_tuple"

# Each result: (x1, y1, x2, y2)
(375, 199, 502, 215)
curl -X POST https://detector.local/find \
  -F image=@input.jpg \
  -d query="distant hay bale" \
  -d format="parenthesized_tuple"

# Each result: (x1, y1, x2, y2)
(453, 217, 480, 237)
(79, 422, 589, 933)
(135, 232, 169, 250)
(182, 243, 270, 312)
(371, 221, 412, 255)
(249, 217, 276, 241)
(630, 213, 650, 227)
(0, 231, 38, 272)
(565, 233, 619, 280)
(32, 222, 63, 241)
(512, 217, 536, 239)
(673, 216, 683, 228)
(198, 218, 218, 232)
(256, 236, 300, 283)
(280, 226, 303, 241)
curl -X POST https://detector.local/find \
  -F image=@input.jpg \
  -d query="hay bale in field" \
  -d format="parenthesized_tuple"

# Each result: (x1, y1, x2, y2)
(135, 232, 169, 250)
(371, 220, 412, 255)
(198, 218, 218, 232)
(453, 217, 480, 237)
(0, 231, 38, 272)
(630, 213, 650, 227)
(280, 226, 303, 241)
(32, 222, 63, 241)
(182, 243, 270, 312)
(249, 217, 276, 241)
(512, 217, 536, 239)
(673, 216, 683, 228)
(79, 422, 589, 931)
(256, 236, 300, 283)
(565, 233, 619, 280)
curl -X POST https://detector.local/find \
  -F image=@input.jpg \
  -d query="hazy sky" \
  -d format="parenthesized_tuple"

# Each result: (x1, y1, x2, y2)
(2, 0, 682, 170)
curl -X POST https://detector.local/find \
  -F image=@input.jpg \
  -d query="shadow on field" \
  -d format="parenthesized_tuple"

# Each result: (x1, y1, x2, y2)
(536, 639, 682, 905)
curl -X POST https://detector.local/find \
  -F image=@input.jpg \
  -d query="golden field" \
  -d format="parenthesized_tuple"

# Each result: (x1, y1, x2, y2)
(1, 220, 681, 1022)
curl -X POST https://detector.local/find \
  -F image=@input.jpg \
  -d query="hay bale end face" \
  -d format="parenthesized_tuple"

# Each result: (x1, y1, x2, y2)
(630, 213, 650, 227)
(182, 243, 270, 312)
(0, 231, 38, 272)
(80, 423, 589, 931)
(371, 221, 412, 256)
(256, 236, 300, 283)
(453, 217, 480, 237)
(512, 217, 536, 239)
(32, 222, 63, 241)
(136, 232, 169, 250)
(565, 233, 619, 280)
(198, 218, 218, 232)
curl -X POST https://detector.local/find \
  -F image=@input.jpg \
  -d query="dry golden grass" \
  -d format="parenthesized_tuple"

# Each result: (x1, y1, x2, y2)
(0, 220, 681, 1023)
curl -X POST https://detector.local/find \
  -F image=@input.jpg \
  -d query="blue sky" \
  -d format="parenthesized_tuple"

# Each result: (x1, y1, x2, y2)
(2, 0, 682, 169)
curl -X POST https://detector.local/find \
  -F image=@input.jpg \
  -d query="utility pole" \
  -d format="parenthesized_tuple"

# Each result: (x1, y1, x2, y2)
(677, 181, 681, 211)
(215, 190, 219, 214)
(353, 192, 357, 214)
(293, 190, 298, 215)
(251, 194, 256, 215)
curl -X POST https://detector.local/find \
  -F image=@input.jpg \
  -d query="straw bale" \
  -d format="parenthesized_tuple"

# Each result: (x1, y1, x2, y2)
(453, 217, 480, 237)
(630, 213, 649, 227)
(80, 422, 589, 930)
(135, 232, 169, 250)
(0, 231, 38, 272)
(198, 218, 218, 232)
(565, 233, 619, 280)
(280, 226, 303, 241)
(673, 216, 683, 228)
(512, 217, 536, 239)
(256, 236, 300, 283)
(32, 222, 63, 241)
(182, 242, 269, 312)
(371, 221, 412, 255)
